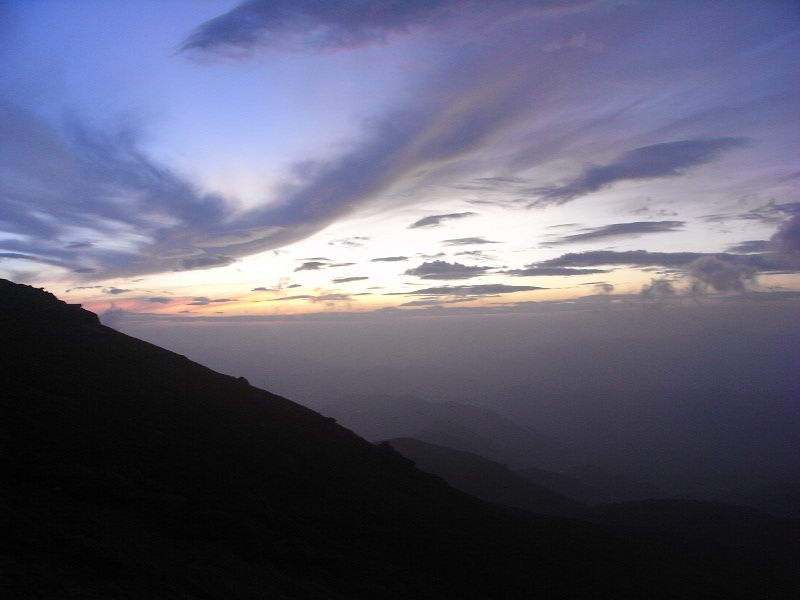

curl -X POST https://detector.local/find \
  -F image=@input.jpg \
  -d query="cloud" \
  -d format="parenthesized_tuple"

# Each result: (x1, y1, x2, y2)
(594, 282, 614, 293)
(726, 240, 771, 253)
(687, 256, 757, 294)
(294, 261, 328, 272)
(531, 138, 747, 205)
(310, 293, 351, 304)
(771, 214, 800, 255)
(640, 278, 676, 299)
(505, 266, 608, 276)
(149, 297, 172, 304)
(537, 250, 749, 269)
(371, 256, 409, 262)
(187, 297, 234, 306)
(103, 287, 131, 295)
(268, 292, 351, 304)
(442, 237, 498, 246)
(701, 201, 800, 226)
(268, 294, 313, 301)
(400, 297, 476, 307)
(404, 260, 489, 280)
(329, 237, 369, 248)
(98, 304, 127, 328)
(178, 255, 237, 271)
(177, 1, 550, 57)
(409, 212, 477, 229)
(545, 221, 685, 245)
(333, 276, 369, 284)
(401, 283, 544, 296)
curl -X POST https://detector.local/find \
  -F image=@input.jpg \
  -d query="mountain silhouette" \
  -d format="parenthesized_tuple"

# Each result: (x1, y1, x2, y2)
(2, 279, 798, 598)
(321, 393, 569, 470)
(386, 437, 582, 516)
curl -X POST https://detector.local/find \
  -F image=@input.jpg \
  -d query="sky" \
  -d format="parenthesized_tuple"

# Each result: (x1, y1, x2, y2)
(2, 0, 799, 320)
(3, 1, 800, 490)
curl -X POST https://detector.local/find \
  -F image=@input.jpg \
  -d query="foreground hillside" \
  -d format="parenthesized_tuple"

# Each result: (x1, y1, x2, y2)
(1, 279, 797, 598)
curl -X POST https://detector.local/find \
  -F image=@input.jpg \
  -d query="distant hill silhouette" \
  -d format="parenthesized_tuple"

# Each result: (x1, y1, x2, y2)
(386, 437, 582, 516)
(2, 279, 798, 598)
(321, 393, 570, 470)
(516, 464, 663, 506)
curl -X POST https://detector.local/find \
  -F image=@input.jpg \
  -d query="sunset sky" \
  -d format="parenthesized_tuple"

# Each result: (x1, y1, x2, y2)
(2, 0, 799, 321)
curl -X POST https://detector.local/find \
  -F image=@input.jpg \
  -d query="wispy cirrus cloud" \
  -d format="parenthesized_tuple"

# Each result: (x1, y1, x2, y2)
(442, 236, 498, 246)
(177, 0, 581, 57)
(545, 221, 685, 245)
(371, 256, 409, 263)
(530, 139, 747, 206)
(409, 212, 477, 229)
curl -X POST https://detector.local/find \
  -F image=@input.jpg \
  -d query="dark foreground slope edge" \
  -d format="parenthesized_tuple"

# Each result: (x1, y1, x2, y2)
(0, 279, 796, 598)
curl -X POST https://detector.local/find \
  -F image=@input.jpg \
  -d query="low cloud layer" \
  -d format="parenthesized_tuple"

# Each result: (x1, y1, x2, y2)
(402, 283, 543, 297)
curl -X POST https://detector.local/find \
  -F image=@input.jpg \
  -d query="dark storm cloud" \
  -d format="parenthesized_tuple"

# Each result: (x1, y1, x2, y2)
(404, 260, 489, 280)
(504, 266, 609, 276)
(442, 237, 498, 246)
(545, 221, 685, 245)
(409, 212, 477, 229)
(371, 256, 409, 262)
(401, 283, 544, 296)
(333, 276, 369, 284)
(531, 139, 747, 206)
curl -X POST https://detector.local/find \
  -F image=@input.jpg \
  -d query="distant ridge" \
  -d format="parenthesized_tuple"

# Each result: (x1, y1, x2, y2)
(386, 437, 583, 516)
(2, 279, 797, 598)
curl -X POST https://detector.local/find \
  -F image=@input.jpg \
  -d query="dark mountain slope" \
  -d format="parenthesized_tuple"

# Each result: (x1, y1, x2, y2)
(386, 437, 582, 516)
(1, 279, 797, 598)
(582, 499, 800, 571)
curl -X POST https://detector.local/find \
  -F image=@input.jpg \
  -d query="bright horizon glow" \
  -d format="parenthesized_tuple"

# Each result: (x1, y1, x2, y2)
(1, 1, 799, 323)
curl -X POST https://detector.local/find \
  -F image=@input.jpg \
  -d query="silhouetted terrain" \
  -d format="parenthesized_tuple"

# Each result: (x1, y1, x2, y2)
(2, 279, 799, 598)
(322, 394, 570, 470)
(385, 438, 582, 516)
